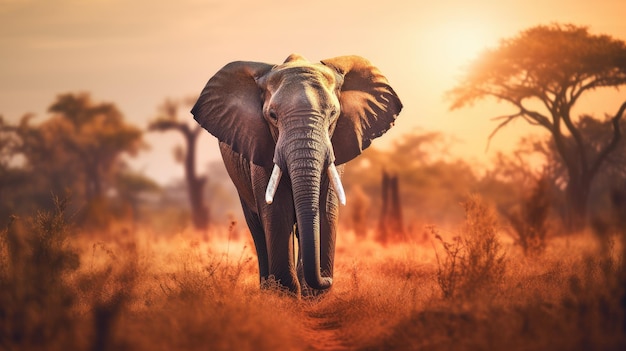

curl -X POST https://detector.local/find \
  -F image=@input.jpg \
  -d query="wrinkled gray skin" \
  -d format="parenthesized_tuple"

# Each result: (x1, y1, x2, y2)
(192, 54, 402, 297)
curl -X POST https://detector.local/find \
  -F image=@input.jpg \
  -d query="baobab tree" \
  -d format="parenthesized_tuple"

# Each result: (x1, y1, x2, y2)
(149, 98, 209, 230)
(449, 24, 626, 229)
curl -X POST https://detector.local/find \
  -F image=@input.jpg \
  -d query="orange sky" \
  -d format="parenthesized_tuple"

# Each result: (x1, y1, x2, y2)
(1, 0, 625, 184)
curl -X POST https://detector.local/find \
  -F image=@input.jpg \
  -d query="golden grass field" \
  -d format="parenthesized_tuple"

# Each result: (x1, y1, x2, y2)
(1, 197, 625, 351)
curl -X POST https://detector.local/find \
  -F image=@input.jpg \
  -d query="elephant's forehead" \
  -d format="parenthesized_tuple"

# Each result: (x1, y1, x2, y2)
(271, 63, 337, 87)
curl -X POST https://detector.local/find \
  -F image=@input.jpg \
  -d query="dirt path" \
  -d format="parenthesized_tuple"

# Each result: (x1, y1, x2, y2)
(301, 307, 350, 351)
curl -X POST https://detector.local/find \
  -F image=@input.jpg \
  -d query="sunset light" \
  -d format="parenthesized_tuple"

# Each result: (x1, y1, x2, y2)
(431, 19, 494, 72)
(1, 1, 626, 350)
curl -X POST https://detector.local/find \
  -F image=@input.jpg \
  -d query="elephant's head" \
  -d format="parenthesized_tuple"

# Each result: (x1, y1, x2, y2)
(192, 54, 402, 290)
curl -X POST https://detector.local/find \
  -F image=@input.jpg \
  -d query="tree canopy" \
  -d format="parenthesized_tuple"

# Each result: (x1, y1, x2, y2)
(0, 93, 145, 226)
(450, 24, 626, 112)
(448, 23, 626, 228)
(47, 93, 144, 202)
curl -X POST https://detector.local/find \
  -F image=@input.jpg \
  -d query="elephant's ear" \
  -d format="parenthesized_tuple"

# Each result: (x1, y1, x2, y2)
(191, 61, 275, 167)
(321, 56, 402, 165)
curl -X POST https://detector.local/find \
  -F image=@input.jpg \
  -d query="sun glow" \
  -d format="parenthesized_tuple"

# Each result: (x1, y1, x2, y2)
(429, 18, 494, 74)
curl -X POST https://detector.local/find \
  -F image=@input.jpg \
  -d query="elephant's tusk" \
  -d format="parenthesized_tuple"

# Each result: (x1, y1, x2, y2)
(265, 164, 283, 204)
(327, 163, 346, 206)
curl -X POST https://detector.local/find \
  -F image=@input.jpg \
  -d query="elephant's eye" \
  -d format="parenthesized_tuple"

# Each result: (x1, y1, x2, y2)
(269, 110, 278, 120)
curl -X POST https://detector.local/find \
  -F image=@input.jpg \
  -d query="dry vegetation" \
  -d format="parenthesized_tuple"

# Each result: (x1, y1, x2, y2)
(1, 196, 625, 351)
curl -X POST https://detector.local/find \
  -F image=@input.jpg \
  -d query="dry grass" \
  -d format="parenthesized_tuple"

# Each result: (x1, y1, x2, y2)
(506, 177, 552, 256)
(431, 196, 507, 299)
(1, 197, 625, 351)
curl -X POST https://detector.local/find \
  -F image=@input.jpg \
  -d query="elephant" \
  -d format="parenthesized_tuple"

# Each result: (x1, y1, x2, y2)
(191, 54, 402, 296)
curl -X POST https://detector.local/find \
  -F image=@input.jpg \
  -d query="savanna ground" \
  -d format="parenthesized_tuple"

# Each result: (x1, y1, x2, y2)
(1, 196, 625, 351)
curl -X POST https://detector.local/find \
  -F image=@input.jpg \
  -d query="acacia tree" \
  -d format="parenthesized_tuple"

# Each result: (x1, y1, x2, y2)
(149, 98, 209, 230)
(449, 24, 626, 228)
(533, 115, 626, 217)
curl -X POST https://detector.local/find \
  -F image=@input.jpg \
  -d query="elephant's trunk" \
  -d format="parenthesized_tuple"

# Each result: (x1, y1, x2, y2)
(288, 150, 333, 290)
(271, 115, 333, 290)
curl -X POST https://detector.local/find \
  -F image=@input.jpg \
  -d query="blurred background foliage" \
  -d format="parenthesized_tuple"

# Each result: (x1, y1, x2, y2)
(1, 94, 624, 240)
(1, 24, 625, 242)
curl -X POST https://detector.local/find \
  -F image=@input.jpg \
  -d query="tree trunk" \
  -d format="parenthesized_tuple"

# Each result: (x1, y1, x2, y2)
(185, 128, 209, 230)
(377, 170, 405, 243)
(564, 170, 591, 231)
(377, 171, 390, 244)
(390, 175, 405, 239)
(555, 101, 625, 231)
(188, 177, 209, 230)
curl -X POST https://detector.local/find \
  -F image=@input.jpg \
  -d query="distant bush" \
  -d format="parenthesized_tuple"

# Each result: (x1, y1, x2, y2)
(506, 176, 551, 256)
(432, 229, 464, 299)
(0, 195, 81, 350)
(433, 195, 507, 299)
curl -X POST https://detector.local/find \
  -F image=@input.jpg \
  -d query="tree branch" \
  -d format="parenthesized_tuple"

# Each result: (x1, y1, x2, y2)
(483, 97, 554, 152)
(589, 100, 626, 176)
(520, 115, 542, 126)
(486, 112, 523, 151)
(519, 106, 553, 130)
(191, 125, 203, 138)
(570, 82, 588, 104)
(148, 119, 192, 137)
(560, 105, 589, 172)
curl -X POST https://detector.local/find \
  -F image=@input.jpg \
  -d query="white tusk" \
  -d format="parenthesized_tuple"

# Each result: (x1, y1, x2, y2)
(327, 163, 346, 206)
(265, 164, 283, 204)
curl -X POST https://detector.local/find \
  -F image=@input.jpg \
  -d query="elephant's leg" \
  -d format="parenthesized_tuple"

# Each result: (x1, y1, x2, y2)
(263, 223, 298, 294)
(218, 143, 271, 283)
(239, 199, 269, 282)
(260, 201, 299, 294)
(251, 165, 299, 294)
(295, 227, 310, 297)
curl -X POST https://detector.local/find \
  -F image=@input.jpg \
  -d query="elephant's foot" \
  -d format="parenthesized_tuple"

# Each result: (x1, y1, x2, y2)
(260, 275, 300, 298)
(297, 265, 332, 299)
(300, 285, 331, 299)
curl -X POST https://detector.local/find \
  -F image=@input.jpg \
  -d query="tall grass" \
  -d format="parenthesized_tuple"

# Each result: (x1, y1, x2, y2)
(0, 199, 306, 351)
(0, 195, 81, 350)
(364, 195, 625, 351)
(1, 194, 625, 350)
(507, 177, 551, 256)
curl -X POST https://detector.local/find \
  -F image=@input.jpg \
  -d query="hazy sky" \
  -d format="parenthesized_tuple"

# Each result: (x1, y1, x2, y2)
(2, 0, 625, 183)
